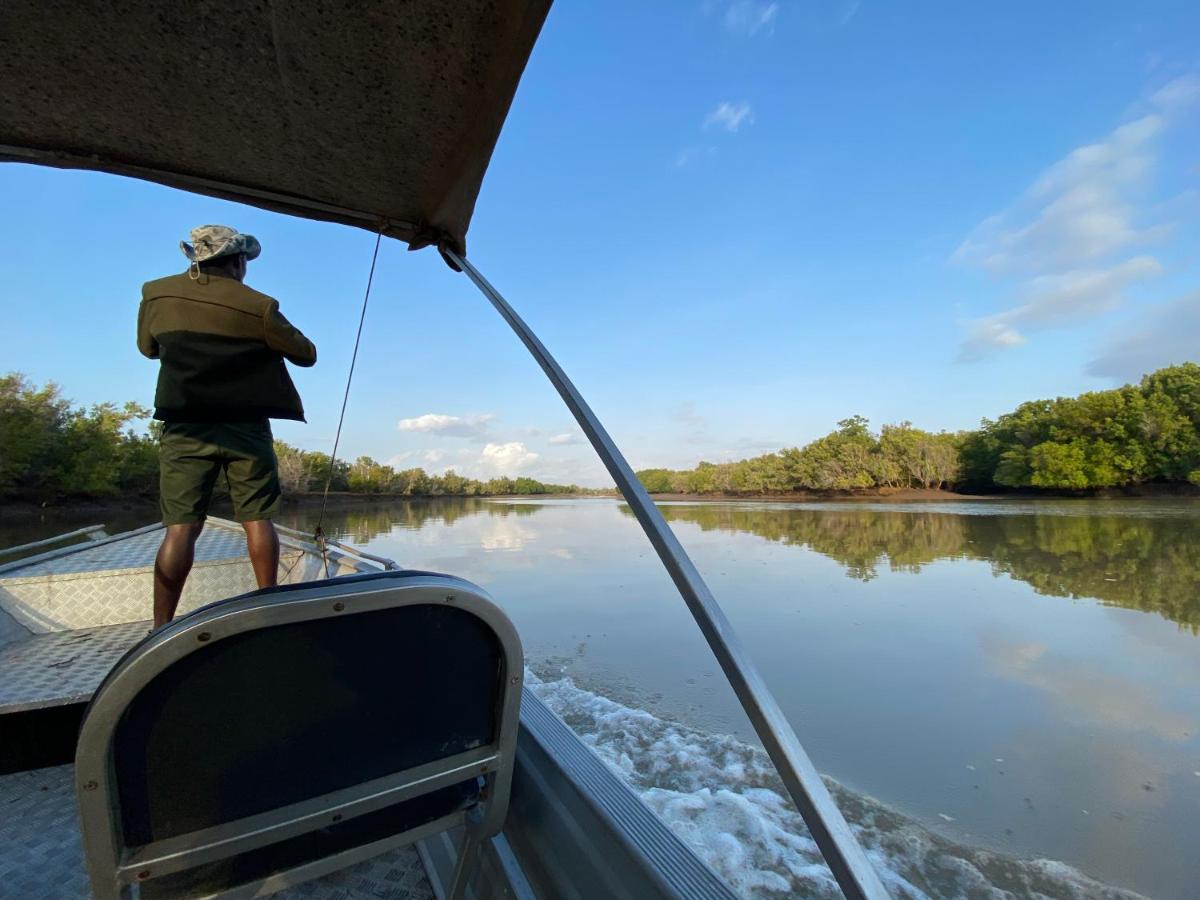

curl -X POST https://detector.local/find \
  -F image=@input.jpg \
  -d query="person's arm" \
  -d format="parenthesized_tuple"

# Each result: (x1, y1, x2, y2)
(136, 299, 159, 358)
(264, 300, 317, 367)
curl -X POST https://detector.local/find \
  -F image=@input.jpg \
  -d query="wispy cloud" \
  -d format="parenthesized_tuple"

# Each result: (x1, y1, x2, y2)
(385, 450, 416, 468)
(722, 0, 778, 36)
(673, 402, 710, 444)
(704, 101, 754, 133)
(548, 432, 582, 446)
(952, 115, 1167, 274)
(674, 145, 717, 169)
(396, 412, 495, 440)
(958, 256, 1163, 362)
(952, 75, 1198, 361)
(1088, 290, 1200, 381)
(832, 0, 861, 27)
(957, 320, 1027, 363)
(1149, 73, 1200, 111)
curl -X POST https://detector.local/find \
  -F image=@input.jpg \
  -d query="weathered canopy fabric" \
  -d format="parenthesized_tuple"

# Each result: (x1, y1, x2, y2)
(0, 0, 552, 256)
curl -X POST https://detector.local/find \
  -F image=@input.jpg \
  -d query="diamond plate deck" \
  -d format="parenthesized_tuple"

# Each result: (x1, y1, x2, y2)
(0, 621, 149, 713)
(0, 766, 89, 899)
(1, 526, 250, 579)
(0, 766, 433, 900)
(0, 518, 358, 635)
(0, 550, 305, 634)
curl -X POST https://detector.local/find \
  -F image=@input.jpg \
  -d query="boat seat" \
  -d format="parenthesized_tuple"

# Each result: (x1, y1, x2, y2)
(74, 570, 523, 900)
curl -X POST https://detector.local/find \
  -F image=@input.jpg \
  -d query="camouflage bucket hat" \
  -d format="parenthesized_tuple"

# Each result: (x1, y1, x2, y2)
(180, 224, 261, 263)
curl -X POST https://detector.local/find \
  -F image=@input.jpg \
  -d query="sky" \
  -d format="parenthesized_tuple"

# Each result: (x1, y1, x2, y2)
(2, 1, 1198, 487)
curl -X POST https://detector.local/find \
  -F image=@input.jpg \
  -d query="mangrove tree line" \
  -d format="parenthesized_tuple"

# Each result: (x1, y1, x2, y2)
(636, 363, 1200, 494)
(0, 372, 583, 500)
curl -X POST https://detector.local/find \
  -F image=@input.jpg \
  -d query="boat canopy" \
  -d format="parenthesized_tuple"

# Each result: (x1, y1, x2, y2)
(0, 5, 890, 894)
(0, 0, 552, 256)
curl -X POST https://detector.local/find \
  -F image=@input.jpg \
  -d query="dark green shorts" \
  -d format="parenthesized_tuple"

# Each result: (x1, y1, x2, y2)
(159, 421, 281, 525)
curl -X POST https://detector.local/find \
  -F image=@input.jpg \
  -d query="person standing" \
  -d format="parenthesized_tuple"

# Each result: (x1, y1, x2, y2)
(137, 225, 317, 628)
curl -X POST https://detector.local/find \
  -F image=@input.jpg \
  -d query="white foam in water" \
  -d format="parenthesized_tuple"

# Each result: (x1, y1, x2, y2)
(527, 673, 1147, 900)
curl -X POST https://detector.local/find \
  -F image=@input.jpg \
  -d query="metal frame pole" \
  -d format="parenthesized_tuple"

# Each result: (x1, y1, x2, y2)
(446, 249, 887, 900)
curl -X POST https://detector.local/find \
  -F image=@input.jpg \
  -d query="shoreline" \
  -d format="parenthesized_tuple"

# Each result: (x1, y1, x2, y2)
(4, 482, 1197, 523)
(643, 488, 1001, 503)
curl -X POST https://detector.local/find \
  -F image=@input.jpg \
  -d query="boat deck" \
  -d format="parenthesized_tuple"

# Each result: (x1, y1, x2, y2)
(0, 521, 316, 639)
(0, 621, 149, 715)
(0, 765, 434, 900)
(0, 519, 385, 717)
(0, 522, 429, 897)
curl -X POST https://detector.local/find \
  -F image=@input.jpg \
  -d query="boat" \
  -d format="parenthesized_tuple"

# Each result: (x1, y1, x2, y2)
(0, 2, 886, 897)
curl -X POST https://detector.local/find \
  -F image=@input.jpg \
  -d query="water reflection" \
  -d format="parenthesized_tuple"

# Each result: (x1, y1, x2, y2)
(278, 498, 545, 545)
(648, 503, 1200, 631)
(980, 632, 1195, 740)
(276, 497, 1199, 898)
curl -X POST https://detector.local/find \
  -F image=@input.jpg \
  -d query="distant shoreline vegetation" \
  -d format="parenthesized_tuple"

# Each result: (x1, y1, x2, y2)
(5, 363, 1200, 502)
(0, 372, 590, 501)
(270, 443, 593, 498)
(636, 363, 1200, 496)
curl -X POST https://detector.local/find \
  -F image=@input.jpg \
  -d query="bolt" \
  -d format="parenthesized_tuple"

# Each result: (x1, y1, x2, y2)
(332, 813, 343, 822)
(444, 595, 455, 603)
(137, 870, 151, 881)
(197, 632, 211, 643)
(510, 675, 519, 684)
(333, 601, 345, 612)
(83, 780, 98, 791)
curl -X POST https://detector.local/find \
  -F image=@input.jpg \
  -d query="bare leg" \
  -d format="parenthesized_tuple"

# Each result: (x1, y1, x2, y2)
(243, 519, 280, 589)
(154, 522, 204, 628)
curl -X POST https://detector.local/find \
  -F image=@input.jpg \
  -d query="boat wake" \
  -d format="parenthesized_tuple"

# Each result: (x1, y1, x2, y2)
(527, 674, 1145, 900)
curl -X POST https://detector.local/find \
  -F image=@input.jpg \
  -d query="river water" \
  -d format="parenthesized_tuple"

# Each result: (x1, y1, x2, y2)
(286, 497, 1199, 899)
(8, 497, 1197, 897)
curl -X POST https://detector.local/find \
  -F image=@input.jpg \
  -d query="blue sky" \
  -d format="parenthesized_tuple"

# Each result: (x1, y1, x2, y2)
(2, 1, 1198, 487)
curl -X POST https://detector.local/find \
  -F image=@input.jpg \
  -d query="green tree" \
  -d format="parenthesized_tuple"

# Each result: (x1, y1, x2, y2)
(637, 468, 676, 493)
(0, 373, 71, 491)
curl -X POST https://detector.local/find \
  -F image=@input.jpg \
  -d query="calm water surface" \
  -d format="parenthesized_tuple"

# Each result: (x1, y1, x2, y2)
(284, 497, 1198, 899)
(8, 498, 1197, 897)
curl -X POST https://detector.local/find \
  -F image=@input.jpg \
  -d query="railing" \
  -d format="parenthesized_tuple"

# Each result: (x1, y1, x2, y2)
(0, 525, 107, 560)
(448, 248, 888, 900)
(0, 525, 168, 578)
(268, 520, 401, 572)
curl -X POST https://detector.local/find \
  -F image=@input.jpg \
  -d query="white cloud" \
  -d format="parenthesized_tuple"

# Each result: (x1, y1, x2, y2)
(952, 114, 1166, 274)
(1015, 256, 1163, 325)
(479, 442, 540, 475)
(958, 320, 1027, 363)
(722, 0, 778, 36)
(704, 101, 754, 133)
(385, 450, 416, 468)
(402, 443, 539, 479)
(1088, 290, 1200, 381)
(958, 256, 1162, 362)
(953, 75, 1198, 361)
(1150, 74, 1200, 112)
(548, 432, 582, 446)
(396, 412, 495, 440)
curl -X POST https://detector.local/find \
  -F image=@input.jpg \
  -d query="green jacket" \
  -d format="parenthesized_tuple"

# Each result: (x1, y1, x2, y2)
(137, 271, 317, 422)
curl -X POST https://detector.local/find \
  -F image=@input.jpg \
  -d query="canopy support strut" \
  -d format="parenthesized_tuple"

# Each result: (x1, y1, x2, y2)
(446, 249, 888, 900)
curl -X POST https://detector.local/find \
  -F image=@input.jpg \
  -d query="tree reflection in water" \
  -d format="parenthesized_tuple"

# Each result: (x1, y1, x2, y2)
(280, 498, 546, 548)
(648, 504, 1200, 633)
